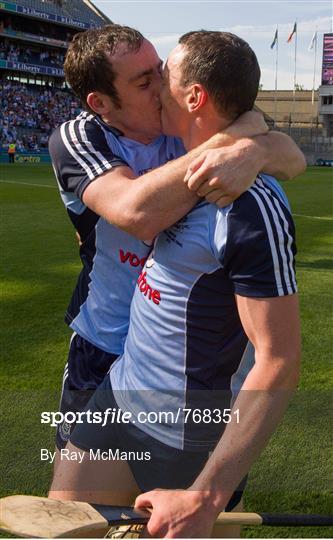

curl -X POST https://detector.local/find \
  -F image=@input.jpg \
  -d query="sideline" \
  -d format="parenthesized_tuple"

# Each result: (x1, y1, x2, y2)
(0, 180, 56, 189)
(293, 213, 333, 222)
(1, 182, 332, 222)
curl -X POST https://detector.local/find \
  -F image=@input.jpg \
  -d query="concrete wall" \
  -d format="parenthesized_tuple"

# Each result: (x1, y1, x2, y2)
(255, 90, 319, 125)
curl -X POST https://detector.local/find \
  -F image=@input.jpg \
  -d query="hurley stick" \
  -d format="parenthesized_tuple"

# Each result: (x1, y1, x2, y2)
(0, 496, 332, 538)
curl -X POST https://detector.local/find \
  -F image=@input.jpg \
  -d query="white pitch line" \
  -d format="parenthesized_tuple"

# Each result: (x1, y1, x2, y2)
(0, 180, 56, 189)
(293, 213, 333, 222)
(0, 182, 332, 221)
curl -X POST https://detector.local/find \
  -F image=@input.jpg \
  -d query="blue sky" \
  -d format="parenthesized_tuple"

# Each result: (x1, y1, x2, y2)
(93, 0, 332, 90)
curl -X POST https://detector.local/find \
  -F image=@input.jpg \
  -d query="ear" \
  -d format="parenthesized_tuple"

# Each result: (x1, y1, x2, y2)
(186, 84, 207, 112)
(86, 92, 112, 115)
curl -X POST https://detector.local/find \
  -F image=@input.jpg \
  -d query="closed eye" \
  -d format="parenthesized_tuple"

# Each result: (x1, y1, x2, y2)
(138, 79, 151, 89)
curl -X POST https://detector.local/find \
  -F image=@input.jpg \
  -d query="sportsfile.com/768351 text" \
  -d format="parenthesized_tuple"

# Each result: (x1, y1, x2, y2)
(40, 408, 240, 428)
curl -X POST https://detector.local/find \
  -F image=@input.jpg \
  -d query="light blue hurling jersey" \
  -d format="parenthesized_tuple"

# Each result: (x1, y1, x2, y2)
(49, 112, 185, 354)
(110, 175, 297, 450)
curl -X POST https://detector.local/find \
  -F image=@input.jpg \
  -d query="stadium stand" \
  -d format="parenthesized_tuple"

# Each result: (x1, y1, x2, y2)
(255, 90, 333, 164)
(0, 81, 81, 152)
(0, 1, 329, 164)
(0, 0, 110, 160)
(10, 0, 109, 27)
(0, 39, 65, 69)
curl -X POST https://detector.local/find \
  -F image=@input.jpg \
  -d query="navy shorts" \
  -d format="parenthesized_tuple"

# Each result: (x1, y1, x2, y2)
(56, 333, 118, 449)
(71, 376, 246, 510)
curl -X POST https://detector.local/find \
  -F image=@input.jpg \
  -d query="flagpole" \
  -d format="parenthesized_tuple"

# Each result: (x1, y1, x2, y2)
(273, 26, 279, 126)
(292, 21, 297, 124)
(311, 29, 318, 106)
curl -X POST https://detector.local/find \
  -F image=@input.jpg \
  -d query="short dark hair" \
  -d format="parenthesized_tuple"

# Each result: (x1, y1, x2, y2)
(64, 24, 144, 111)
(178, 30, 260, 119)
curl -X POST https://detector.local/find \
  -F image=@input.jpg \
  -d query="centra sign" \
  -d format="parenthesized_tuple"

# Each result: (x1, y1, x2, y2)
(15, 155, 41, 163)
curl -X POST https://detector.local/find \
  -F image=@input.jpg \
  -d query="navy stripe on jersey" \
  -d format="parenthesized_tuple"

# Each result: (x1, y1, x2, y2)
(59, 120, 126, 198)
(65, 265, 91, 325)
(255, 178, 297, 293)
(183, 268, 249, 449)
(251, 186, 289, 295)
(49, 113, 121, 324)
(49, 115, 127, 200)
(67, 119, 105, 177)
(221, 180, 297, 298)
(185, 269, 245, 390)
(64, 206, 99, 325)
(249, 181, 297, 296)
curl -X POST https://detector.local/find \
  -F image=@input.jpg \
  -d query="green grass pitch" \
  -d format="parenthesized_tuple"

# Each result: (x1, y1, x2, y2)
(0, 164, 332, 538)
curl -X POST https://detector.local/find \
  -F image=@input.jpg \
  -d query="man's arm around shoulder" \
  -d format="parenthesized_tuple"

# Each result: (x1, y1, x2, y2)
(185, 131, 306, 208)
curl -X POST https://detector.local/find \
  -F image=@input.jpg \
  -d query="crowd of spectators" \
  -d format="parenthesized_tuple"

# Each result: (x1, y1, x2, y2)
(0, 14, 75, 44)
(0, 1, 106, 155)
(0, 39, 65, 68)
(0, 81, 81, 153)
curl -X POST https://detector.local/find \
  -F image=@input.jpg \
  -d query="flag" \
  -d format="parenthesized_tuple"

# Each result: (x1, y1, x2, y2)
(308, 31, 317, 51)
(270, 28, 278, 49)
(287, 22, 297, 43)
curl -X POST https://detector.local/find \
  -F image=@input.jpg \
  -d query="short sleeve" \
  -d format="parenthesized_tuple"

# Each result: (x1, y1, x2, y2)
(216, 177, 297, 298)
(49, 115, 128, 200)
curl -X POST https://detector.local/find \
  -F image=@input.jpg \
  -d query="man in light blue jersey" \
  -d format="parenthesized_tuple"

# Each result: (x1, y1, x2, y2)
(50, 31, 301, 537)
(49, 24, 305, 453)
